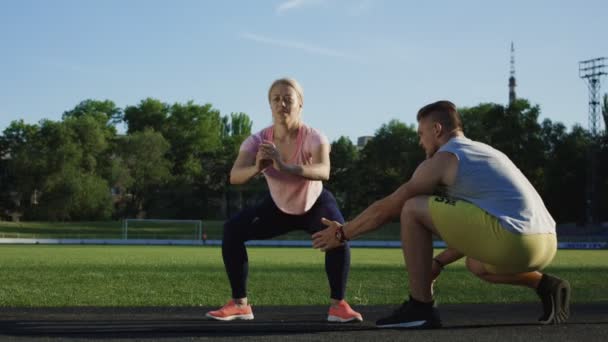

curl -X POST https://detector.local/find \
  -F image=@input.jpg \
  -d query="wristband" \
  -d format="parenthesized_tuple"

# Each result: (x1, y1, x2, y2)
(335, 225, 349, 243)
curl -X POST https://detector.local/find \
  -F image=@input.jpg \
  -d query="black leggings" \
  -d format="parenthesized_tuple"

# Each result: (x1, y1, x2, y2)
(222, 189, 350, 300)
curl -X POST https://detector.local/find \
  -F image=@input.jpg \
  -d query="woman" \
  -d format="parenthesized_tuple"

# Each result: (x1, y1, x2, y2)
(206, 78, 362, 323)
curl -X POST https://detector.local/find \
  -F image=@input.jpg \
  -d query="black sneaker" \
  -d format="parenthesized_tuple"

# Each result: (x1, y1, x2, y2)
(536, 274, 571, 324)
(376, 297, 441, 329)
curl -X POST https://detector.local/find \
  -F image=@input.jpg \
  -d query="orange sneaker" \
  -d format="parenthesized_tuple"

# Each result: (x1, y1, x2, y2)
(327, 300, 363, 322)
(206, 300, 254, 321)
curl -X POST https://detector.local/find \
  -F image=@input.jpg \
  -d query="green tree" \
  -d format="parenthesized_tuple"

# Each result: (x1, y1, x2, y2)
(62, 99, 122, 128)
(222, 112, 253, 140)
(39, 168, 113, 221)
(327, 136, 358, 217)
(208, 112, 254, 218)
(118, 128, 172, 218)
(141, 101, 224, 218)
(61, 99, 122, 191)
(123, 98, 169, 133)
(0, 120, 41, 214)
(164, 101, 222, 181)
(63, 114, 109, 173)
(0, 120, 39, 155)
(24, 119, 78, 218)
(542, 124, 590, 223)
(350, 120, 423, 215)
(24, 118, 115, 221)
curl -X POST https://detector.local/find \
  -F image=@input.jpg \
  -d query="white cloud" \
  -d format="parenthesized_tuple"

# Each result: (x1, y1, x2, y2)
(240, 32, 362, 62)
(276, 0, 324, 15)
(276, 0, 373, 16)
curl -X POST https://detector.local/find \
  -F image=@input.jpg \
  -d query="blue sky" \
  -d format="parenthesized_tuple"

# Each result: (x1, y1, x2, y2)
(1, 0, 606, 143)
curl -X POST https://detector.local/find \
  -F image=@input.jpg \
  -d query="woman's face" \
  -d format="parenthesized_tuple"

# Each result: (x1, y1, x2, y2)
(269, 83, 302, 126)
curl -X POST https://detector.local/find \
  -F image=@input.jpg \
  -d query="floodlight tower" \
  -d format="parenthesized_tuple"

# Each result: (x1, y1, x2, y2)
(579, 57, 607, 225)
(580, 58, 607, 135)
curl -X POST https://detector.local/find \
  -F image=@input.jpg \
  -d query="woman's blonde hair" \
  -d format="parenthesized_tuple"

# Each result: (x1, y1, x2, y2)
(268, 77, 304, 107)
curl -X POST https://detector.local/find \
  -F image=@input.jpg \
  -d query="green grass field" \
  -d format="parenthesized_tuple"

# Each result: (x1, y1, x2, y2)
(1, 221, 603, 241)
(0, 245, 605, 307)
(0, 221, 403, 240)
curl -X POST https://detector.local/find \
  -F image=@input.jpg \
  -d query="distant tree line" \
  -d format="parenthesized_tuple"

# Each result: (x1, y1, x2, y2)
(0, 97, 606, 224)
(326, 98, 608, 225)
(0, 98, 259, 221)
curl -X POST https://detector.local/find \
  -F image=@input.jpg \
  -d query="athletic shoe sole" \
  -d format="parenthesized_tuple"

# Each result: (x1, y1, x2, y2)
(205, 313, 254, 321)
(327, 315, 363, 323)
(376, 319, 441, 329)
(539, 279, 571, 325)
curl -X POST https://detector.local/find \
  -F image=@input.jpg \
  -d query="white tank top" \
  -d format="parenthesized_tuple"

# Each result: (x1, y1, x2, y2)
(438, 136, 555, 235)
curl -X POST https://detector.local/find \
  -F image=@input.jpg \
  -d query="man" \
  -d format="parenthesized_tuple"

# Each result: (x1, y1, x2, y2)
(312, 100, 570, 328)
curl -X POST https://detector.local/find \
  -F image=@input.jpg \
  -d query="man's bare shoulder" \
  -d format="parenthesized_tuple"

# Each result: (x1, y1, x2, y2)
(412, 152, 458, 182)
(416, 152, 456, 170)
(430, 151, 459, 185)
(432, 151, 458, 164)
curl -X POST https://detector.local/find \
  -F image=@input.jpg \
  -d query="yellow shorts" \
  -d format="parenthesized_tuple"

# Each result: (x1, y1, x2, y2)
(428, 196, 557, 274)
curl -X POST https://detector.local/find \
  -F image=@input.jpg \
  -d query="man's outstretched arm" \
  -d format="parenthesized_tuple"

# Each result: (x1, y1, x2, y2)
(312, 152, 453, 251)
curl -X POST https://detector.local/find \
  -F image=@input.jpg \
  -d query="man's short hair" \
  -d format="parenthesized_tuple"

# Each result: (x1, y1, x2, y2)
(416, 100, 463, 132)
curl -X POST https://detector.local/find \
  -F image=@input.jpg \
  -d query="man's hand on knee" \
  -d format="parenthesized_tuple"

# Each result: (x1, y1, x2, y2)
(312, 218, 344, 252)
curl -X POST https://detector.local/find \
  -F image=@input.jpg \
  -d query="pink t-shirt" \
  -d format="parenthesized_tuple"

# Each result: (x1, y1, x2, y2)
(240, 124, 329, 215)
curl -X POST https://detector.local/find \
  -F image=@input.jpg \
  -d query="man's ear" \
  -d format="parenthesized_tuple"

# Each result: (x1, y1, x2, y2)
(433, 122, 443, 137)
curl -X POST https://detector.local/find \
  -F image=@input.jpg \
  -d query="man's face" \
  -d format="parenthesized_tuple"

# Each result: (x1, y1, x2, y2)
(417, 116, 441, 158)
